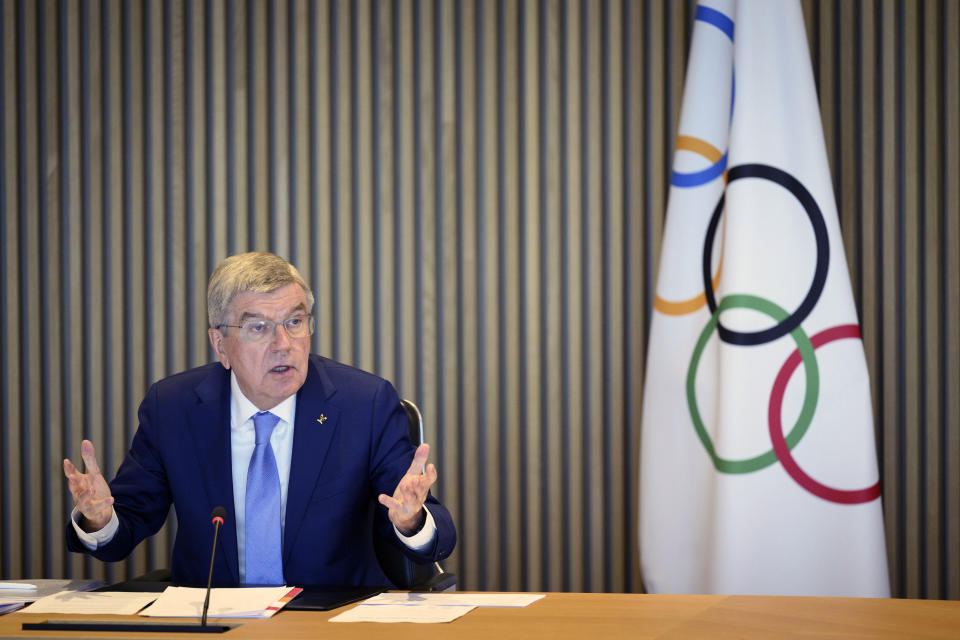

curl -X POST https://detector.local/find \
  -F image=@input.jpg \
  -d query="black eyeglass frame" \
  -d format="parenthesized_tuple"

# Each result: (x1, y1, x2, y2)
(216, 314, 315, 341)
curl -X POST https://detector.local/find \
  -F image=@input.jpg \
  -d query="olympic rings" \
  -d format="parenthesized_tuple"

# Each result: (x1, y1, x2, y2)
(671, 2, 880, 507)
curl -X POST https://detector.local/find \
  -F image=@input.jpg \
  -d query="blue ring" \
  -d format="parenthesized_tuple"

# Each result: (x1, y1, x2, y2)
(672, 151, 728, 187)
(670, 6, 734, 188)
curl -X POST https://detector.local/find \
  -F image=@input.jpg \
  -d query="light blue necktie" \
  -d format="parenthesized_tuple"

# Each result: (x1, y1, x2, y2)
(245, 411, 284, 585)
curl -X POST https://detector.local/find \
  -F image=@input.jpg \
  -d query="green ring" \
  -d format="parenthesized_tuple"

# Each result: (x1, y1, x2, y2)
(686, 294, 820, 474)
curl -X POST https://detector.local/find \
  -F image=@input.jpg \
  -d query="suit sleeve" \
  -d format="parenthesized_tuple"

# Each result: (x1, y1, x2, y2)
(65, 383, 173, 562)
(368, 380, 456, 564)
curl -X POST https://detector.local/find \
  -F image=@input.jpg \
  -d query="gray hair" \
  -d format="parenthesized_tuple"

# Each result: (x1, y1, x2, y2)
(207, 252, 315, 327)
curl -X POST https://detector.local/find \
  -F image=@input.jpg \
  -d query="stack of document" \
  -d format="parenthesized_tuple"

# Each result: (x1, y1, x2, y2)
(22, 591, 160, 615)
(140, 586, 301, 618)
(17, 585, 301, 619)
(1, 580, 102, 616)
(330, 592, 545, 624)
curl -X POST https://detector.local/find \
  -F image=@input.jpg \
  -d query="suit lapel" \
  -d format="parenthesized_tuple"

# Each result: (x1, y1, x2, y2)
(187, 365, 240, 583)
(283, 357, 339, 566)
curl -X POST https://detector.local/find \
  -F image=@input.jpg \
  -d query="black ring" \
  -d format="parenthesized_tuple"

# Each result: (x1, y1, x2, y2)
(702, 163, 829, 346)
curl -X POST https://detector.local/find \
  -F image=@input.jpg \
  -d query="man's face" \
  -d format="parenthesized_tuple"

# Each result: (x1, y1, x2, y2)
(207, 283, 312, 410)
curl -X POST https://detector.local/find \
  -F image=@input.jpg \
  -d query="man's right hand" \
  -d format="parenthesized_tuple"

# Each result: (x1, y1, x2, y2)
(63, 439, 115, 532)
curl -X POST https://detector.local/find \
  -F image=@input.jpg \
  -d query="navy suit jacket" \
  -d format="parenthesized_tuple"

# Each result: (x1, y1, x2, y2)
(66, 355, 456, 586)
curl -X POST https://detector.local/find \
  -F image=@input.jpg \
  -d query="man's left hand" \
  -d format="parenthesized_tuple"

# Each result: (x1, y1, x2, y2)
(378, 443, 437, 536)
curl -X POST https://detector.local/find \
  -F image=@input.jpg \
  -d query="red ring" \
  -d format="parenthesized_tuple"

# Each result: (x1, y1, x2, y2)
(768, 324, 881, 504)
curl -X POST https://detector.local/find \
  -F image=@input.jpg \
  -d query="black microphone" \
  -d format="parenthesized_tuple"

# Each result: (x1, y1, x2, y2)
(201, 506, 227, 627)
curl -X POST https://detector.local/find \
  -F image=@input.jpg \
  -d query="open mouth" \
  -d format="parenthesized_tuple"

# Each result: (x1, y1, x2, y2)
(270, 365, 292, 373)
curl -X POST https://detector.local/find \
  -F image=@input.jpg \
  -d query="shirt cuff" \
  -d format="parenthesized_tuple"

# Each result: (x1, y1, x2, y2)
(393, 505, 437, 551)
(71, 507, 119, 550)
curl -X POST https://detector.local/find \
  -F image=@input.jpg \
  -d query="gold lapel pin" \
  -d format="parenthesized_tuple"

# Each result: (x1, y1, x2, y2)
(317, 414, 327, 424)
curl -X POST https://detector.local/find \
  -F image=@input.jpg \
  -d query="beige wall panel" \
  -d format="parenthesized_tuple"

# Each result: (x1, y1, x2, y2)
(543, 0, 564, 594)
(208, 0, 228, 270)
(312, 0, 333, 360)
(837, 0, 858, 281)
(583, 0, 604, 594)
(293, 1, 312, 290)
(188, 0, 207, 369)
(63, 0, 83, 580)
(69, 0, 95, 582)
(353, 0, 375, 375)
(252, 1, 269, 246)
(233, 0, 249, 246)
(1, 0, 16, 581)
(333, 0, 354, 366)
(856, 0, 881, 493)
(520, 0, 542, 592)
(563, 0, 584, 592)
(477, 0, 499, 592)
(435, 0, 459, 582)
(21, 0, 42, 580)
(44, 0, 64, 579)
(395, 1, 416, 423)
(921, 0, 942, 600)
(606, 0, 626, 594)
(372, 0, 395, 383)
(626, 0, 643, 594)
(946, 0, 960, 602)
(500, 0, 523, 594)
(901, 0, 922, 598)
(878, 0, 899, 595)
(272, 0, 290, 260)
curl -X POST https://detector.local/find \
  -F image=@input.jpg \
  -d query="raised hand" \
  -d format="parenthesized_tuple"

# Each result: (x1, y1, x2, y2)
(378, 443, 437, 535)
(63, 439, 115, 532)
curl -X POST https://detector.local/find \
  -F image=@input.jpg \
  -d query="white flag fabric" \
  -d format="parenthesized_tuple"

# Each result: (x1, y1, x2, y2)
(639, 0, 890, 597)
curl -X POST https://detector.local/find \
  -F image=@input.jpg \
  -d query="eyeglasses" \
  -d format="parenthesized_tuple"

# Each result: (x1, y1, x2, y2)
(218, 314, 315, 343)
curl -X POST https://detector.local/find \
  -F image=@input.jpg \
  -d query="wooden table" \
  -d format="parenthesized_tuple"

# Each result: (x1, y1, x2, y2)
(3, 592, 960, 639)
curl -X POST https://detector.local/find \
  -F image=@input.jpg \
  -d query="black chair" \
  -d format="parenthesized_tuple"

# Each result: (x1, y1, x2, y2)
(372, 399, 457, 591)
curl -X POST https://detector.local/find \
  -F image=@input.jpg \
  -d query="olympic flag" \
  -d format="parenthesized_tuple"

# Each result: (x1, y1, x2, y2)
(638, 0, 890, 596)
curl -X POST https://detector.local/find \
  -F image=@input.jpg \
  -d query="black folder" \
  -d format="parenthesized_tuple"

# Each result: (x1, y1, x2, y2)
(284, 585, 385, 611)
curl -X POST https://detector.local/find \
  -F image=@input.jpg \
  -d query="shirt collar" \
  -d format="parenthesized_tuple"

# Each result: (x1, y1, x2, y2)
(230, 371, 297, 427)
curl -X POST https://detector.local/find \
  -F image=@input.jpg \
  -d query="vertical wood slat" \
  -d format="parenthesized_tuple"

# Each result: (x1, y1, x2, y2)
(37, 0, 50, 580)
(943, 0, 960, 602)
(15, 0, 35, 580)
(0, 0, 8, 581)
(0, 0, 958, 599)
(919, 0, 937, 600)
(97, 0, 112, 582)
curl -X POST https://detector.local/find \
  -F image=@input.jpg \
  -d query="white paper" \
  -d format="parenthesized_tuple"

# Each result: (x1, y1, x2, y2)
(0, 582, 37, 590)
(0, 579, 101, 604)
(362, 592, 545, 607)
(21, 590, 158, 615)
(139, 586, 293, 618)
(330, 603, 475, 623)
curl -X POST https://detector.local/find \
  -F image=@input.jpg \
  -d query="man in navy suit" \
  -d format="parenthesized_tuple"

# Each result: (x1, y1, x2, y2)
(63, 251, 455, 586)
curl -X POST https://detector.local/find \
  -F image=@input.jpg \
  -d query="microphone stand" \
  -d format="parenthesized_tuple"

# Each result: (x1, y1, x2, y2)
(24, 508, 234, 634)
(201, 510, 225, 627)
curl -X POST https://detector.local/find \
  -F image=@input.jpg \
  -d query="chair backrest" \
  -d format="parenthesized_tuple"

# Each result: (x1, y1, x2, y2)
(373, 399, 456, 591)
(400, 399, 424, 447)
